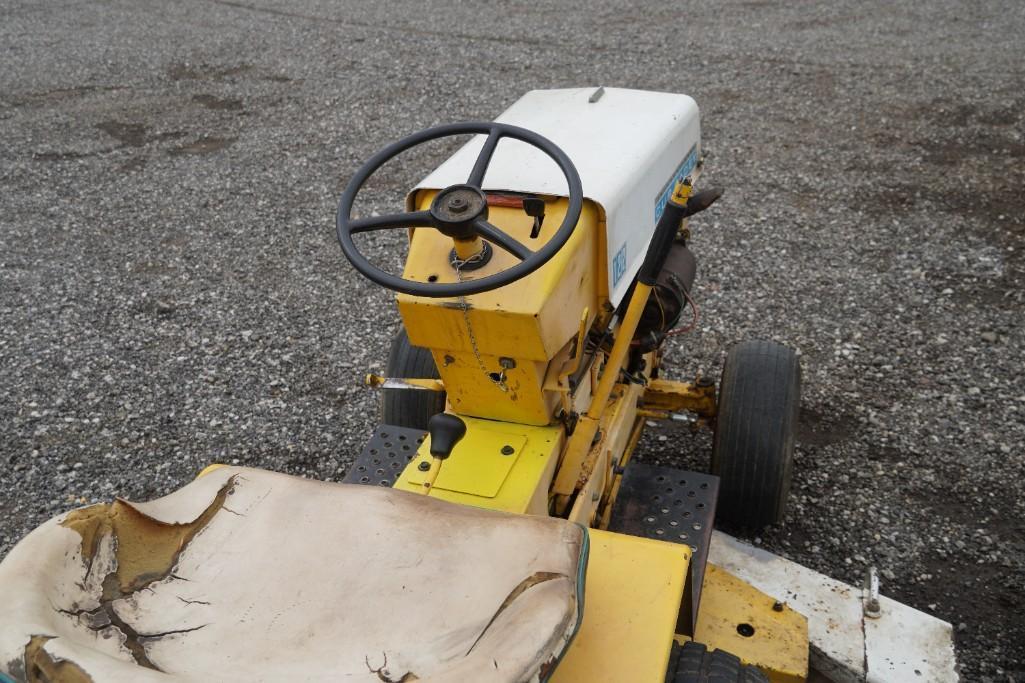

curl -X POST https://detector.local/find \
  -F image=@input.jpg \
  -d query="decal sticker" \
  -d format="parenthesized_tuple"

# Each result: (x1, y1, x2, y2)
(612, 244, 627, 288)
(655, 145, 699, 221)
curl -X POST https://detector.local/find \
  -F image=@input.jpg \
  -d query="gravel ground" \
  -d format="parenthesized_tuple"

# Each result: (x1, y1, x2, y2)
(2, 0, 1023, 679)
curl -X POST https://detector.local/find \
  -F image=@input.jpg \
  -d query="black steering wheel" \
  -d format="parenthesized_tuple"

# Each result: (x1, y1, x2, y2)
(335, 122, 583, 298)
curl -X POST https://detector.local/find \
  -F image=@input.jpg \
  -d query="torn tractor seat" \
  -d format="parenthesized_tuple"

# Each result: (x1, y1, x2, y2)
(0, 467, 588, 683)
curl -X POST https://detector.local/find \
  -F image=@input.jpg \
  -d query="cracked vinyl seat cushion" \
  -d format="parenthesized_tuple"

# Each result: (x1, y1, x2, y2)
(0, 466, 588, 683)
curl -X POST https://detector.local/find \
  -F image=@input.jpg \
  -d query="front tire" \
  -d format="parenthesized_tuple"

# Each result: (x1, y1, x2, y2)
(712, 340, 801, 529)
(380, 328, 447, 430)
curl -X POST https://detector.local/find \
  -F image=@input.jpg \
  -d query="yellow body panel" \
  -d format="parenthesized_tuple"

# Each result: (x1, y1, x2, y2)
(397, 193, 605, 425)
(430, 352, 554, 425)
(694, 564, 809, 683)
(552, 529, 690, 683)
(394, 417, 562, 515)
(404, 423, 526, 497)
(568, 381, 644, 526)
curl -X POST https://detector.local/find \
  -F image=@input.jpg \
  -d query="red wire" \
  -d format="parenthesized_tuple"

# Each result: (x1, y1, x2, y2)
(665, 286, 700, 337)
(628, 285, 700, 347)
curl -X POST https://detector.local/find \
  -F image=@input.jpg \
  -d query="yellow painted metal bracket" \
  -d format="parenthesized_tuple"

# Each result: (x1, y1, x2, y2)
(553, 280, 655, 501)
(639, 378, 717, 418)
(561, 306, 591, 382)
(693, 564, 809, 683)
(568, 381, 646, 526)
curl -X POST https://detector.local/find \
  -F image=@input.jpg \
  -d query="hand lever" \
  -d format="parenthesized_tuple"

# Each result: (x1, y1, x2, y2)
(679, 187, 723, 219)
(420, 413, 467, 495)
(638, 183, 723, 285)
(523, 197, 545, 238)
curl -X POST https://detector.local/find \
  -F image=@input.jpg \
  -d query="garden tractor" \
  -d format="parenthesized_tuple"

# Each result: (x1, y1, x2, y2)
(0, 88, 957, 682)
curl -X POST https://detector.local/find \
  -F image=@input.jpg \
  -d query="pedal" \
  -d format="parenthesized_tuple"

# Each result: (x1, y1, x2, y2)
(343, 424, 426, 487)
(607, 463, 719, 635)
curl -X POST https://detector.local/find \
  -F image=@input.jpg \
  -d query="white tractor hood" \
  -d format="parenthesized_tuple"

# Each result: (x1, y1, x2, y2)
(413, 87, 702, 305)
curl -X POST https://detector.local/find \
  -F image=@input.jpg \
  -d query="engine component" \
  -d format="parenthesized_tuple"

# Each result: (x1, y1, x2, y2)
(632, 242, 697, 352)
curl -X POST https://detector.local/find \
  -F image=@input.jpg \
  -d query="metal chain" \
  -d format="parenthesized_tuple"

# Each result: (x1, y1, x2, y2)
(450, 253, 508, 392)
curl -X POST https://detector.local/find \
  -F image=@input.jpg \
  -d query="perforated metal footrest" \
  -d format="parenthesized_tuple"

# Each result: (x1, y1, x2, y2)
(343, 424, 426, 487)
(607, 463, 719, 635)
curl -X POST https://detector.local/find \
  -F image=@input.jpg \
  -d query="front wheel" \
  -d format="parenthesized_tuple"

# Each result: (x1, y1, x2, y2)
(380, 328, 447, 430)
(712, 340, 801, 529)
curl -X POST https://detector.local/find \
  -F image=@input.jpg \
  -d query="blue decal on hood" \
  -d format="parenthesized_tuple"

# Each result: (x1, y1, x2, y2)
(655, 146, 699, 221)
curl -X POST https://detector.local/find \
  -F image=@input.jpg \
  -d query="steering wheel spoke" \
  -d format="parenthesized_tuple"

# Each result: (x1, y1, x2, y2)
(473, 219, 533, 260)
(349, 210, 433, 234)
(467, 129, 502, 187)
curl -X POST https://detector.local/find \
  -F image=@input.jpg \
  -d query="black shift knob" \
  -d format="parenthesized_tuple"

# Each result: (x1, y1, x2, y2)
(427, 413, 467, 460)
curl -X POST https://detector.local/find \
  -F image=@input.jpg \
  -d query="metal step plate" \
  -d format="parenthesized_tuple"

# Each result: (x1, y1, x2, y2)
(343, 424, 426, 487)
(607, 463, 719, 634)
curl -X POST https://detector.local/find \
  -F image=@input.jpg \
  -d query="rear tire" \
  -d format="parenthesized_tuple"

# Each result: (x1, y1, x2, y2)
(712, 340, 801, 529)
(672, 641, 769, 683)
(380, 328, 447, 430)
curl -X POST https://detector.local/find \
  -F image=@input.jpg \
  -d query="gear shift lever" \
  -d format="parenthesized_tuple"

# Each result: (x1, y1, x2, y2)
(427, 413, 467, 459)
(420, 413, 467, 494)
